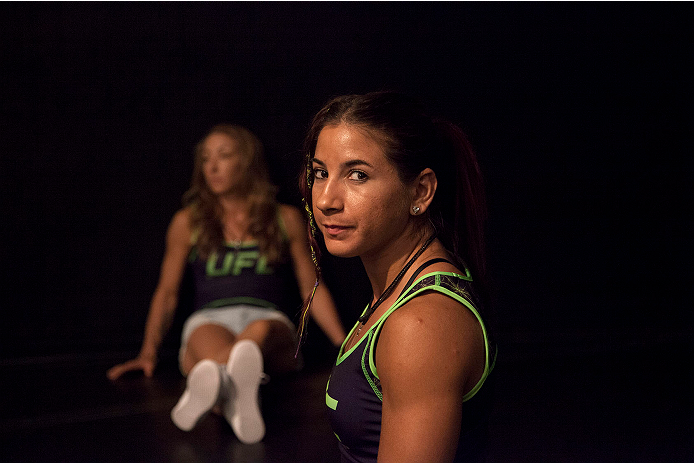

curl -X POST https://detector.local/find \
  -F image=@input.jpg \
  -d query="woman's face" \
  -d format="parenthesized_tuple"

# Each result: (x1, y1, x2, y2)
(201, 132, 247, 195)
(312, 123, 412, 259)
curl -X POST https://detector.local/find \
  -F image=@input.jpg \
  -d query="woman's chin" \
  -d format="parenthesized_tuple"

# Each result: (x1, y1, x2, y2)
(324, 242, 359, 259)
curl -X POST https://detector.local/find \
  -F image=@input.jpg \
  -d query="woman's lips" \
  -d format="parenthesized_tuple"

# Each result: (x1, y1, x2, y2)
(322, 224, 351, 237)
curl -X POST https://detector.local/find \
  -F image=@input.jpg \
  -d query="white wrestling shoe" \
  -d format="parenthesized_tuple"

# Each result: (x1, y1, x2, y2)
(223, 339, 265, 444)
(171, 359, 222, 431)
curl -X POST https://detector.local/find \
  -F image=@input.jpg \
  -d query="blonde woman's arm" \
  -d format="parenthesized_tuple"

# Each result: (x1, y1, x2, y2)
(107, 208, 193, 379)
(281, 205, 346, 347)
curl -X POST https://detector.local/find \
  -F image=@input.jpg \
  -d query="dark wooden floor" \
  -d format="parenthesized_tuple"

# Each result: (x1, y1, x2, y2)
(2, 340, 692, 462)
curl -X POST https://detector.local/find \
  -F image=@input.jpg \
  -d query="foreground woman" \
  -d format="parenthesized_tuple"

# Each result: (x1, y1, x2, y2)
(298, 92, 496, 462)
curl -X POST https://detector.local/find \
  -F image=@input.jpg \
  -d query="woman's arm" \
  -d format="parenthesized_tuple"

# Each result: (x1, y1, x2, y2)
(107, 208, 193, 379)
(376, 292, 486, 463)
(280, 205, 346, 347)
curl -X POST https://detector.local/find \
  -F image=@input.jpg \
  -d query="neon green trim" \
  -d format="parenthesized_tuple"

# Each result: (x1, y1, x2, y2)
(325, 393, 338, 410)
(362, 331, 383, 400)
(335, 319, 375, 366)
(325, 376, 338, 410)
(366, 270, 493, 403)
(190, 227, 200, 245)
(203, 297, 276, 309)
(335, 303, 378, 365)
(223, 240, 259, 247)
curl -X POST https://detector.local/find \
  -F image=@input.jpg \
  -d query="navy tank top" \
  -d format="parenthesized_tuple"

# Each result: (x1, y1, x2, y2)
(326, 261, 495, 462)
(187, 215, 299, 314)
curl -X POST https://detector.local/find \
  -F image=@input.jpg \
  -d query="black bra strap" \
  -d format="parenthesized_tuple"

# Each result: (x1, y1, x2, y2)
(399, 257, 453, 298)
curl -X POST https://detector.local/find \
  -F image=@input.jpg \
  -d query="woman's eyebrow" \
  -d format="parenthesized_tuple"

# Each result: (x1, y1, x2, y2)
(344, 159, 373, 169)
(311, 158, 373, 169)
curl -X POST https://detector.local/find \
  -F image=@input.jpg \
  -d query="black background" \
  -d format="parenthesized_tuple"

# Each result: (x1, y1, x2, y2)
(1, 3, 689, 378)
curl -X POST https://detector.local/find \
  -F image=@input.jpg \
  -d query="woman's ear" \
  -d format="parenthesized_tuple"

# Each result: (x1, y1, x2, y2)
(410, 168, 437, 215)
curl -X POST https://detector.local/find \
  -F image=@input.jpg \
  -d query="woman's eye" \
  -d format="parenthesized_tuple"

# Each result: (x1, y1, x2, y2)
(313, 168, 327, 179)
(348, 170, 368, 181)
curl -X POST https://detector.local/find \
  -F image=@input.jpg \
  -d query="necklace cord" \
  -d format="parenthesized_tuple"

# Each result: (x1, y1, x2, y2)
(357, 231, 437, 325)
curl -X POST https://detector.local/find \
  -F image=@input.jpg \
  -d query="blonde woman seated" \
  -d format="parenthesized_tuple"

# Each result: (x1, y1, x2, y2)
(108, 124, 346, 444)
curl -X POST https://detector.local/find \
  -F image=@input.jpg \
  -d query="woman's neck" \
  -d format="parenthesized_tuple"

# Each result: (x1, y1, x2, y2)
(217, 194, 251, 242)
(360, 226, 434, 301)
(217, 193, 249, 216)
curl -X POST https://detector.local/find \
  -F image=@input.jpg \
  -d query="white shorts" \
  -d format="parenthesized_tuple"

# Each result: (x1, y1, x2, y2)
(179, 305, 297, 367)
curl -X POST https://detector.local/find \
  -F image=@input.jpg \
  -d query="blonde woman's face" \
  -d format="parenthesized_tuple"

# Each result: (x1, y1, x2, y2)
(201, 132, 247, 195)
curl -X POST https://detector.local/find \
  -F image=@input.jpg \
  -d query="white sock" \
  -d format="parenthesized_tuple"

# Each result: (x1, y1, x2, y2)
(171, 359, 222, 431)
(223, 340, 266, 444)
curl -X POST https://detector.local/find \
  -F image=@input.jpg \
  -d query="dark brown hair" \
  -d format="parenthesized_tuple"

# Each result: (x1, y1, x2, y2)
(297, 92, 489, 343)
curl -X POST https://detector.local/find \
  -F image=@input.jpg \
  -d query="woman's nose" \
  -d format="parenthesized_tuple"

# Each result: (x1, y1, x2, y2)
(314, 179, 343, 214)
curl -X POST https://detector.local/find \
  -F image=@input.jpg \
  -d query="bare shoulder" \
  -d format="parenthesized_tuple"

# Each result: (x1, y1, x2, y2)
(380, 293, 483, 357)
(278, 204, 304, 225)
(278, 204, 307, 240)
(377, 292, 485, 391)
(167, 208, 193, 247)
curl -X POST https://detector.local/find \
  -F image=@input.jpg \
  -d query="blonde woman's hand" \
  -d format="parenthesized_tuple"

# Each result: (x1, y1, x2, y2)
(106, 355, 157, 380)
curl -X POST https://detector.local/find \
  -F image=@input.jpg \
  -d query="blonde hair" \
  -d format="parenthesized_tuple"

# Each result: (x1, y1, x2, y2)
(183, 124, 284, 262)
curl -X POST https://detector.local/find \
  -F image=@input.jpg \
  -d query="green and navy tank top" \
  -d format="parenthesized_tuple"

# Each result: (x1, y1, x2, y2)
(326, 260, 495, 463)
(187, 213, 299, 313)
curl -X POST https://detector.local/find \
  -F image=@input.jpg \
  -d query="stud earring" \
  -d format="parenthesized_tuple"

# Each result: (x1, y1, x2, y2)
(412, 206, 421, 215)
